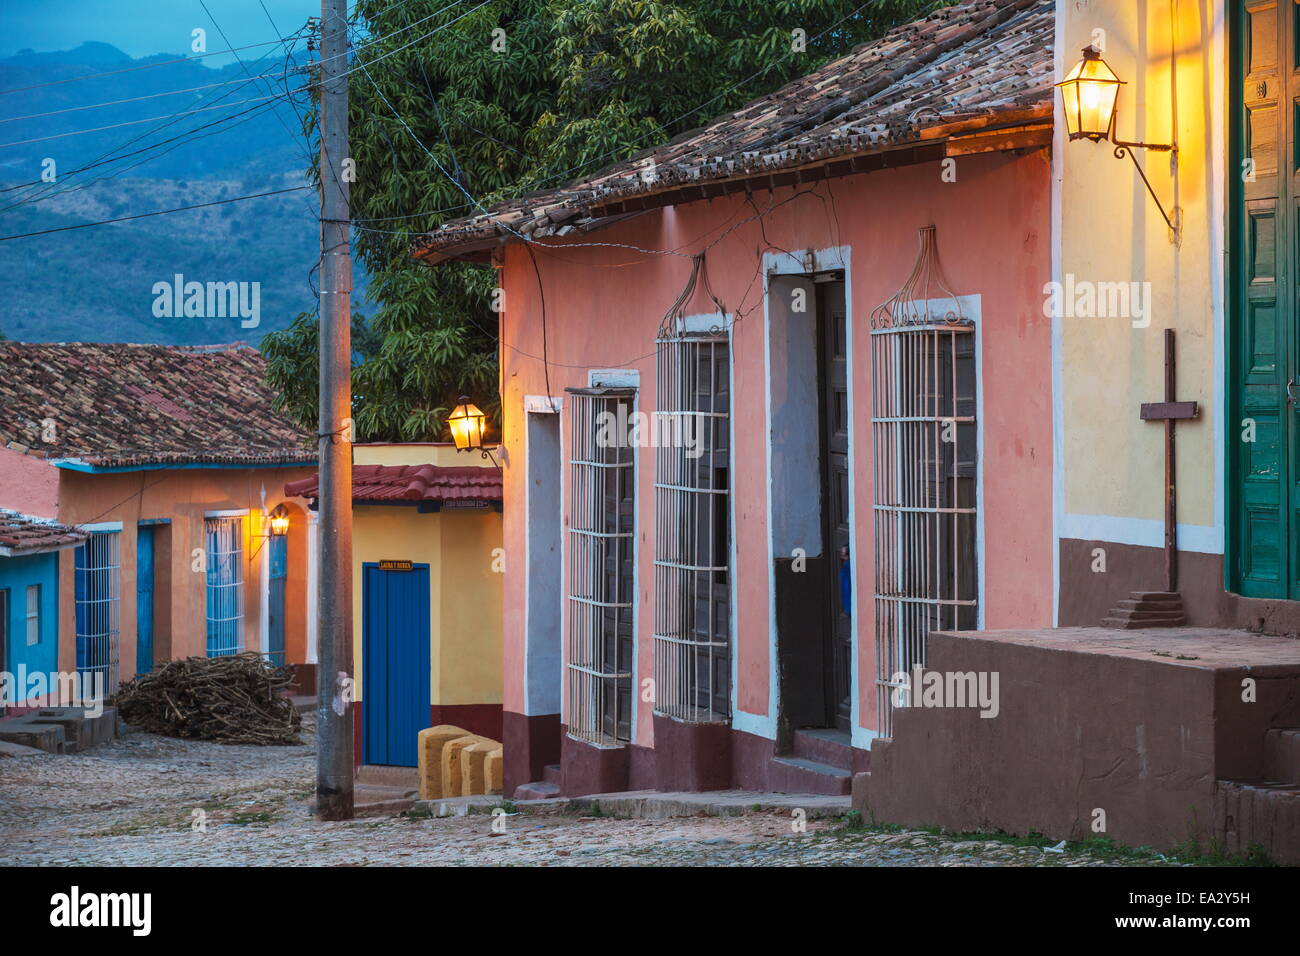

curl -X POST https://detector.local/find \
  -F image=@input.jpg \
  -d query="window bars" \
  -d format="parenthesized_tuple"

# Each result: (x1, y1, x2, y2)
(654, 336, 732, 722)
(75, 531, 121, 695)
(205, 516, 245, 657)
(566, 390, 636, 745)
(869, 225, 978, 736)
(870, 325, 978, 736)
(25, 584, 39, 645)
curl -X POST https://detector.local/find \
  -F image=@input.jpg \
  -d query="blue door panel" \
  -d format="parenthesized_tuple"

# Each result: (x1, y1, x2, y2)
(267, 534, 287, 666)
(136, 525, 155, 674)
(362, 563, 430, 766)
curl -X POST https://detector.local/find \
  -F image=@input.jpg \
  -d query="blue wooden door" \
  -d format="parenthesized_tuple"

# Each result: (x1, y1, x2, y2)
(362, 563, 430, 766)
(135, 525, 155, 674)
(267, 534, 287, 666)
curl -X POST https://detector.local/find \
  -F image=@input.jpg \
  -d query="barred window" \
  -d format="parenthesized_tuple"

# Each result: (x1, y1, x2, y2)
(654, 336, 731, 722)
(565, 389, 636, 744)
(871, 323, 978, 735)
(25, 584, 40, 646)
(75, 531, 121, 694)
(205, 516, 245, 657)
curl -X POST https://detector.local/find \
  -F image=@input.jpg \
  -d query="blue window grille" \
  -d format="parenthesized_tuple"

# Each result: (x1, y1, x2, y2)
(205, 516, 245, 657)
(75, 531, 121, 695)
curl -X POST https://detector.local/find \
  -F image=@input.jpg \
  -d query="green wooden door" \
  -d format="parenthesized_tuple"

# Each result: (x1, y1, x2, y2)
(1231, 0, 1296, 597)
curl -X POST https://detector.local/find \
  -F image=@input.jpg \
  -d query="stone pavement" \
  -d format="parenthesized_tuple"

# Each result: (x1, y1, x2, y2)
(0, 717, 1190, 867)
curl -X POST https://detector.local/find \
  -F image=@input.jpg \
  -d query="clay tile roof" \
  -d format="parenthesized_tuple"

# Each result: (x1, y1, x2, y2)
(0, 342, 314, 469)
(414, 0, 1053, 260)
(0, 510, 88, 557)
(283, 464, 503, 504)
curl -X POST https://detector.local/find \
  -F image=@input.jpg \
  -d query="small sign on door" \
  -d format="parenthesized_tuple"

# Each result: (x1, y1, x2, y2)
(378, 559, 413, 572)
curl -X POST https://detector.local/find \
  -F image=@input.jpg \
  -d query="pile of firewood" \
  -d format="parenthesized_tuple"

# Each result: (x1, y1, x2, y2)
(114, 653, 303, 745)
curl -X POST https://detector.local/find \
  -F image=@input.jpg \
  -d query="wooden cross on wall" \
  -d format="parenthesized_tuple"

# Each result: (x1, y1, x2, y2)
(1139, 328, 1199, 593)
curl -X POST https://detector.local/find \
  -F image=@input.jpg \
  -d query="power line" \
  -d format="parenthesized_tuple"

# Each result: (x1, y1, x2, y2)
(0, 91, 306, 149)
(0, 65, 307, 125)
(0, 185, 312, 241)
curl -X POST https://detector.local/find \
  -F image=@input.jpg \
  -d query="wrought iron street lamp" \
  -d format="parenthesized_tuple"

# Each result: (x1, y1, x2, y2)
(448, 396, 496, 463)
(269, 505, 290, 536)
(1056, 46, 1181, 244)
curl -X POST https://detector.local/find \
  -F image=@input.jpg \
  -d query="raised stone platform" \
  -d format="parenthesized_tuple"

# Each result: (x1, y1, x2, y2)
(854, 627, 1300, 864)
(0, 706, 119, 755)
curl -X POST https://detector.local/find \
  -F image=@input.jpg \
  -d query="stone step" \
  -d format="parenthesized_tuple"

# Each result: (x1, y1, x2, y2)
(308, 783, 417, 818)
(0, 706, 119, 754)
(514, 781, 561, 801)
(1100, 615, 1187, 629)
(1115, 599, 1184, 613)
(769, 756, 852, 796)
(1265, 729, 1300, 784)
(1102, 607, 1187, 622)
(355, 764, 419, 788)
(792, 728, 854, 771)
(1130, 591, 1181, 601)
(542, 763, 563, 787)
(1214, 779, 1300, 865)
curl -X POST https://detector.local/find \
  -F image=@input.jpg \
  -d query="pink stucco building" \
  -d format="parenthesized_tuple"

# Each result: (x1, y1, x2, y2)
(416, 0, 1056, 798)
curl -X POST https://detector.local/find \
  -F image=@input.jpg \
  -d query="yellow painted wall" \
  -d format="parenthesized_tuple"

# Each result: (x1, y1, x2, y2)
(347, 446, 503, 707)
(1059, 1, 1221, 534)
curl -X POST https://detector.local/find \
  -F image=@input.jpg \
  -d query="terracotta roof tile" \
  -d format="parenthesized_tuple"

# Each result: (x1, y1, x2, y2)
(414, 0, 1053, 260)
(0, 342, 314, 469)
(284, 464, 503, 504)
(0, 510, 88, 557)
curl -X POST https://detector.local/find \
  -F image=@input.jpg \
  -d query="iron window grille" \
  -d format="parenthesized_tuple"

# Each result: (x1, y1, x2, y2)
(870, 322, 978, 736)
(565, 388, 636, 745)
(205, 516, 245, 657)
(653, 336, 732, 722)
(75, 531, 121, 695)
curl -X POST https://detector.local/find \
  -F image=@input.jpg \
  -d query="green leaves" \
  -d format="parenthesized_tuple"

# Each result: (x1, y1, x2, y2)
(266, 0, 945, 442)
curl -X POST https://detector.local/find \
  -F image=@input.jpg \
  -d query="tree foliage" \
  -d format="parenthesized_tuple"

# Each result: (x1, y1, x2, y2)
(262, 0, 947, 441)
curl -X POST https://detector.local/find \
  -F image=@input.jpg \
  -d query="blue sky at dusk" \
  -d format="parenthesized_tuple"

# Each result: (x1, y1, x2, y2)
(1, 1, 321, 62)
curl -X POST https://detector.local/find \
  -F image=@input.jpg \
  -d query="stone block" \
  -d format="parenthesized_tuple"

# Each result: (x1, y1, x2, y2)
(417, 725, 470, 800)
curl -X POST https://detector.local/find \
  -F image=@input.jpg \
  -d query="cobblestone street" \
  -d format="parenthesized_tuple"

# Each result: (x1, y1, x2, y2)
(0, 719, 1188, 867)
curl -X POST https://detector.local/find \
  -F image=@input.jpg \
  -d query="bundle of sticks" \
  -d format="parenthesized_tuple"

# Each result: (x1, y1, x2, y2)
(114, 653, 303, 745)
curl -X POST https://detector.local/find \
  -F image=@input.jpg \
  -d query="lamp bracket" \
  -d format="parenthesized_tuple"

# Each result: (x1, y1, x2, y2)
(1112, 143, 1182, 246)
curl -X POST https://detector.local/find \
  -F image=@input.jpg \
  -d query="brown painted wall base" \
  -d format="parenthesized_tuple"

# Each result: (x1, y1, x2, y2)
(652, 715, 732, 791)
(857, 627, 1300, 860)
(1061, 537, 1300, 634)
(289, 663, 317, 696)
(561, 729, 629, 796)
(501, 710, 560, 798)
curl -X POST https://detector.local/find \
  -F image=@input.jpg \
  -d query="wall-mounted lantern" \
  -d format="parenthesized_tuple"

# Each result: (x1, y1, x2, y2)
(1056, 46, 1181, 245)
(268, 504, 290, 536)
(448, 396, 498, 466)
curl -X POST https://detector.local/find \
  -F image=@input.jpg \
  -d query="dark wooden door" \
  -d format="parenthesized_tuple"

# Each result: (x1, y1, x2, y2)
(820, 281, 852, 731)
(1231, 0, 1299, 597)
(600, 396, 635, 742)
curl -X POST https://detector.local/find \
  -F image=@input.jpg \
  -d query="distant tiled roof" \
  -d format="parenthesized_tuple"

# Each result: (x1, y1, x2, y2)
(284, 464, 503, 504)
(0, 342, 315, 469)
(0, 510, 87, 557)
(415, 0, 1053, 262)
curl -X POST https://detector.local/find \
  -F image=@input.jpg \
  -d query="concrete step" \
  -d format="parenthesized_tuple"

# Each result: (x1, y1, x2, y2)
(1131, 591, 1181, 601)
(769, 756, 852, 796)
(566, 789, 850, 819)
(514, 781, 561, 801)
(1265, 728, 1300, 784)
(0, 706, 118, 754)
(1100, 615, 1186, 629)
(1115, 599, 1184, 613)
(1215, 779, 1300, 865)
(286, 695, 317, 714)
(792, 728, 854, 771)
(355, 764, 419, 788)
(542, 763, 562, 787)
(309, 783, 417, 818)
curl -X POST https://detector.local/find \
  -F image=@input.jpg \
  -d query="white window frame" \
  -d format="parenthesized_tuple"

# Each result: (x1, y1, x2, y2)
(25, 583, 40, 646)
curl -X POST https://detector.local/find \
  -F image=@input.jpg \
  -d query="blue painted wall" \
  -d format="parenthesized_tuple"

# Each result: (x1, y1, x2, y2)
(0, 551, 60, 700)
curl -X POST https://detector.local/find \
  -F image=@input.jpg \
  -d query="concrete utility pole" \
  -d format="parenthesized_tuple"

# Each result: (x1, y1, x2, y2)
(315, 0, 354, 821)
